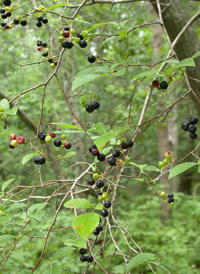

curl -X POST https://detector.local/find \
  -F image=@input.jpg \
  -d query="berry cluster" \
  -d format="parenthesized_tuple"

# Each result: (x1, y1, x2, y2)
(160, 192, 175, 205)
(89, 144, 105, 162)
(38, 132, 72, 149)
(34, 156, 46, 165)
(36, 16, 48, 28)
(107, 140, 133, 167)
(181, 115, 198, 139)
(152, 80, 168, 90)
(9, 134, 25, 149)
(158, 151, 173, 168)
(86, 101, 100, 113)
(96, 192, 111, 217)
(93, 224, 103, 236)
(79, 248, 93, 263)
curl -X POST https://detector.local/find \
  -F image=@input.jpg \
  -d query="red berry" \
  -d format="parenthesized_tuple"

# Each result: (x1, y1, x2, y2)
(152, 80, 159, 88)
(63, 30, 70, 38)
(9, 143, 15, 149)
(50, 133, 56, 138)
(16, 136, 25, 144)
(10, 134, 16, 141)
(91, 148, 99, 156)
(64, 142, 71, 149)
(37, 46, 42, 51)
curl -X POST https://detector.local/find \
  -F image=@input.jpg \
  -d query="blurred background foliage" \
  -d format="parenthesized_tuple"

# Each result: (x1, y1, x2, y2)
(0, 0, 200, 273)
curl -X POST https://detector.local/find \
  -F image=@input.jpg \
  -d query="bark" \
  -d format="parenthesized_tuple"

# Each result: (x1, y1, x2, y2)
(150, 0, 200, 114)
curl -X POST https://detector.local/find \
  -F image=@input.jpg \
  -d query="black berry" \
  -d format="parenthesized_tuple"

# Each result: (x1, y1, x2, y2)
(6, 12, 11, 17)
(189, 115, 198, 125)
(37, 40, 42, 46)
(34, 156, 46, 165)
(188, 124, 197, 134)
(107, 156, 116, 166)
(181, 122, 189, 131)
(64, 26, 70, 31)
(91, 101, 100, 110)
(37, 16, 43, 22)
(20, 20, 27, 26)
(80, 255, 87, 262)
(38, 132, 46, 140)
(77, 32, 83, 40)
(89, 144, 97, 153)
(160, 81, 168, 90)
(96, 224, 103, 232)
(1, 22, 6, 27)
(36, 21, 42, 27)
(61, 40, 73, 49)
(97, 153, 105, 162)
(101, 209, 108, 217)
(42, 42, 47, 47)
(86, 255, 93, 262)
(79, 248, 86, 255)
(79, 40, 87, 48)
(3, 0, 11, 6)
(42, 18, 48, 24)
(121, 141, 129, 149)
(42, 51, 48, 57)
(86, 104, 94, 113)
(168, 193, 174, 198)
(88, 55, 96, 63)
(0, 8, 5, 14)
(127, 140, 133, 147)
(113, 150, 121, 158)
(189, 133, 197, 139)
(96, 192, 102, 198)
(13, 18, 19, 25)
(103, 201, 111, 208)
(54, 139, 62, 147)
(168, 197, 174, 204)
(93, 230, 99, 236)
(96, 180, 104, 188)
(1, 13, 7, 19)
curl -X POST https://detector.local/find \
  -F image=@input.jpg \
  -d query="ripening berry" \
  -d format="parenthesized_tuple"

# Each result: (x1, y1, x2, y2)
(152, 80, 159, 88)
(165, 151, 173, 159)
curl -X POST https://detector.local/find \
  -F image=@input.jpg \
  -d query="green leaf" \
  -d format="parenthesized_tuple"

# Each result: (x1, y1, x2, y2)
(175, 58, 195, 68)
(1, 178, 15, 192)
(128, 162, 147, 171)
(117, 29, 128, 39)
(192, 51, 200, 59)
(52, 123, 84, 131)
(0, 99, 10, 110)
(63, 151, 77, 159)
(29, 211, 45, 221)
(7, 203, 26, 211)
(29, 203, 47, 213)
(72, 213, 99, 239)
(165, 58, 179, 64)
(102, 36, 118, 45)
(143, 166, 160, 172)
(45, 3, 70, 11)
(0, 235, 16, 244)
(74, 67, 109, 78)
(64, 198, 94, 209)
(101, 146, 113, 155)
(43, 267, 51, 274)
(198, 165, 200, 173)
(169, 162, 198, 179)
(22, 152, 38, 165)
(95, 203, 104, 210)
(113, 265, 125, 274)
(94, 132, 117, 151)
(126, 253, 156, 272)
(52, 247, 74, 261)
(64, 237, 87, 248)
(87, 122, 106, 133)
(130, 70, 161, 82)
(72, 74, 103, 91)
(87, 21, 118, 31)
(111, 64, 126, 76)
(3, 106, 17, 116)
(51, 266, 62, 274)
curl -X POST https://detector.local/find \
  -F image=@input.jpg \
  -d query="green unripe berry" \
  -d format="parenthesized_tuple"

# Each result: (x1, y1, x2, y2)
(70, 28, 76, 35)
(170, 202, 175, 206)
(163, 158, 169, 165)
(98, 195, 103, 202)
(116, 159, 123, 167)
(158, 161, 164, 168)
(45, 136, 52, 142)
(160, 192, 166, 198)
(50, 63, 56, 68)
(74, 37, 80, 44)
(60, 144, 64, 149)
(0, 106, 4, 112)
(102, 192, 108, 200)
(120, 138, 126, 143)
(17, 15, 22, 21)
(165, 151, 173, 159)
(61, 140, 65, 145)
(81, 30, 88, 38)
(61, 134, 66, 139)
(93, 173, 100, 180)
(11, 140, 18, 147)
(124, 157, 131, 163)
(58, 36, 65, 43)
(81, 101, 88, 107)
